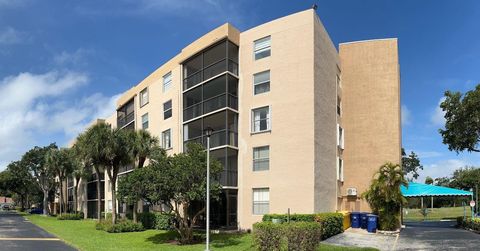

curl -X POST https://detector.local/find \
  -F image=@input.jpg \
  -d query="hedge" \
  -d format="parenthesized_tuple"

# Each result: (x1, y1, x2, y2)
(262, 214, 316, 223)
(57, 213, 83, 220)
(262, 212, 343, 240)
(95, 219, 144, 233)
(458, 217, 480, 231)
(253, 221, 322, 251)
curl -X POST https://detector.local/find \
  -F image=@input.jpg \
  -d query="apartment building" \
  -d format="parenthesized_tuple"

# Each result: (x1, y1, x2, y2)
(68, 9, 401, 229)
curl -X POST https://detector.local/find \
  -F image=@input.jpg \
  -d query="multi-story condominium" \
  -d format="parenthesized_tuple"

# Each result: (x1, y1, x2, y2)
(65, 8, 401, 229)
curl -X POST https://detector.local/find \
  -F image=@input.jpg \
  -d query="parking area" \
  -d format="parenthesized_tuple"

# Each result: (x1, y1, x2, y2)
(323, 221, 480, 251)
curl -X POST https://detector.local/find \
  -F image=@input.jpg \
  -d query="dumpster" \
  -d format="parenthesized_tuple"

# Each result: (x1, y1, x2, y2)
(367, 214, 378, 233)
(351, 212, 361, 228)
(360, 212, 368, 229)
(338, 211, 351, 230)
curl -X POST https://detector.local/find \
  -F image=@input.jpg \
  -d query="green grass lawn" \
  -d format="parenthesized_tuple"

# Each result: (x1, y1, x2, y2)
(24, 214, 377, 251)
(403, 206, 473, 221)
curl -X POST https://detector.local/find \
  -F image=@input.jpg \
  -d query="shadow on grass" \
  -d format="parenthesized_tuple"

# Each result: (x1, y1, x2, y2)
(146, 230, 250, 249)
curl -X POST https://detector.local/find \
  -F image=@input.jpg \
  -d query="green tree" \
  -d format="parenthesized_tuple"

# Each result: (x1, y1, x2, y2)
(401, 148, 423, 181)
(77, 124, 108, 221)
(439, 84, 480, 153)
(362, 162, 407, 230)
(82, 123, 133, 224)
(117, 168, 148, 223)
(70, 146, 88, 215)
(0, 161, 37, 210)
(425, 176, 434, 185)
(22, 143, 58, 215)
(434, 177, 451, 187)
(125, 129, 159, 219)
(46, 148, 75, 215)
(149, 142, 223, 244)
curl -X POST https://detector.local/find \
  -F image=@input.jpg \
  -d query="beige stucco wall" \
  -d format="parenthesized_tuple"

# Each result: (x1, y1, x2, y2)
(238, 9, 338, 229)
(339, 39, 401, 211)
(313, 15, 340, 213)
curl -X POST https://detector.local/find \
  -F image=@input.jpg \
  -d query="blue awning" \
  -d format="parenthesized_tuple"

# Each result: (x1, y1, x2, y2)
(401, 182, 473, 197)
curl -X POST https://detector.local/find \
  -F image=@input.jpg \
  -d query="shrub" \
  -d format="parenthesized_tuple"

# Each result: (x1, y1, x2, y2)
(456, 216, 464, 227)
(460, 217, 480, 231)
(314, 213, 343, 239)
(252, 222, 285, 251)
(154, 212, 175, 230)
(138, 212, 156, 229)
(284, 222, 322, 251)
(262, 214, 316, 223)
(57, 213, 83, 220)
(95, 219, 144, 233)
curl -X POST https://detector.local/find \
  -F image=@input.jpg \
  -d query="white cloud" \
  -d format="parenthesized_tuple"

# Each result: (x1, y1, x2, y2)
(401, 105, 412, 126)
(430, 97, 446, 126)
(0, 27, 26, 45)
(417, 159, 469, 183)
(53, 48, 94, 66)
(0, 70, 119, 171)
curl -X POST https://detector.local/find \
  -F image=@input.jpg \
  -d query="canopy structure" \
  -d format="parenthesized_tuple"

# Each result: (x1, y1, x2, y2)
(401, 182, 473, 197)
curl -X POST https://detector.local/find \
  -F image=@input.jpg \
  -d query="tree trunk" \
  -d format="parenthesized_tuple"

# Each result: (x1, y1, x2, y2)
(74, 183, 78, 214)
(94, 167, 102, 221)
(133, 202, 138, 223)
(59, 179, 63, 215)
(43, 189, 48, 216)
(111, 177, 117, 224)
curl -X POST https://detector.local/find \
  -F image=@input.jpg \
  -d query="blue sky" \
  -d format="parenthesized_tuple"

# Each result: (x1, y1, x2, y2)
(0, 0, 479, 181)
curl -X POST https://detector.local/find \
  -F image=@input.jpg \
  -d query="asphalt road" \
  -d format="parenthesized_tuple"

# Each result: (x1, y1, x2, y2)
(0, 211, 76, 251)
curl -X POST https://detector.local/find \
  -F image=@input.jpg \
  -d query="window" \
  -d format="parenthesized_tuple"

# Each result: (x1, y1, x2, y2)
(141, 113, 149, 129)
(337, 124, 344, 149)
(139, 88, 148, 107)
(254, 36, 271, 60)
(252, 106, 270, 133)
(108, 200, 112, 212)
(164, 100, 172, 119)
(253, 146, 269, 171)
(253, 70, 270, 95)
(253, 188, 269, 215)
(162, 129, 172, 149)
(163, 72, 172, 92)
(337, 157, 344, 181)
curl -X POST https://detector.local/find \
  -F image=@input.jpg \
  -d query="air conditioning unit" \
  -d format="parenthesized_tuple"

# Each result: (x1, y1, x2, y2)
(346, 188, 357, 196)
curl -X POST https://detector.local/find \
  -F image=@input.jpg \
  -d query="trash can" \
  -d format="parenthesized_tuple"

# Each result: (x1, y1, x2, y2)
(338, 211, 351, 230)
(367, 214, 378, 233)
(360, 212, 368, 229)
(351, 212, 361, 228)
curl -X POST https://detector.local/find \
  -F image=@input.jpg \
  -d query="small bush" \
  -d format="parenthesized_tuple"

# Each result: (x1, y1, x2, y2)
(138, 212, 156, 229)
(262, 214, 316, 223)
(57, 213, 83, 220)
(460, 217, 480, 231)
(378, 212, 399, 231)
(314, 213, 343, 239)
(456, 216, 464, 227)
(252, 222, 285, 251)
(284, 222, 322, 251)
(95, 220, 144, 233)
(154, 212, 175, 230)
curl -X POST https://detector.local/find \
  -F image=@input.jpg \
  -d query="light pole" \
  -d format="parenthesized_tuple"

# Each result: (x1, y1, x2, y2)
(204, 127, 213, 251)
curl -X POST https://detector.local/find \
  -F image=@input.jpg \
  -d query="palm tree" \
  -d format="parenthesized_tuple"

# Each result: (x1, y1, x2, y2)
(68, 146, 88, 215)
(78, 124, 111, 221)
(126, 129, 159, 222)
(362, 162, 408, 230)
(46, 148, 74, 216)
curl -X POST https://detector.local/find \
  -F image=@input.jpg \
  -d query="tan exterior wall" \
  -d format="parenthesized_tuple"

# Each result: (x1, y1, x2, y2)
(313, 15, 340, 213)
(338, 39, 401, 211)
(238, 9, 337, 229)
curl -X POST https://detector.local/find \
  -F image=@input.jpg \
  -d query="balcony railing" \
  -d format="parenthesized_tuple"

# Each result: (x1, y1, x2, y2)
(117, 112, 134, 128)
(183, 58, 239, 90)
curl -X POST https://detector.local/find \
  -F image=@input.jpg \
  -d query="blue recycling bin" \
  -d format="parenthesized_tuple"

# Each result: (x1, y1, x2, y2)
(351, 212, 361, 228)
(367, 214, 378, 233)
(360, 212, 368, 229)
